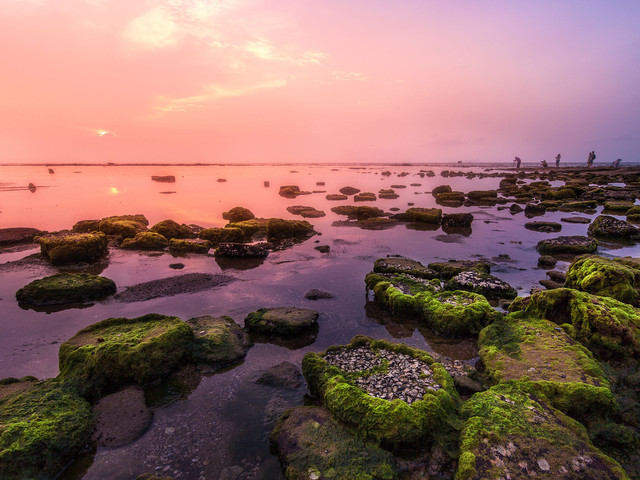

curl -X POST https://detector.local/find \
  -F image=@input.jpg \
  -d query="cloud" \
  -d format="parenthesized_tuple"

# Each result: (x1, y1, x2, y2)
(123, 7, 179, 49)
(332, 71, 367, 81)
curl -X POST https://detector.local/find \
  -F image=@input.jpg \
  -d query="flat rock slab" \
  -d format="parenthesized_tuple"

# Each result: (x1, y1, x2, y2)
(0, 227, 41, 246)
(304, 288, 334, 300)
(92, 387, 152, 447)
(561, 216, 591, 224)
(114, 273, 235, 303)
(537, 235, 598, 255)
(245, 307, 319, 336)
(373, 257, 438, 279)
(16, 272, 116, 306)
(256, 361, 303, 390)
(525, 221, 562, 232)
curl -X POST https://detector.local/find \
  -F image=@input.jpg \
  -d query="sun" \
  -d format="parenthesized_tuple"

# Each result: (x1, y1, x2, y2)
(96, 130, 114, 137)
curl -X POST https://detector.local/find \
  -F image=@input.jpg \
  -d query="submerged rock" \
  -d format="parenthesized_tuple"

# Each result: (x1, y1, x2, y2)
(92, 386, 152, 447)
(244, 307, 319, 336)
(214, 242, 269, 258)
(98, 214, 149, 238)
(331, 205, 385, 219)
(441, 213, 473, 228)
(286, 205, 326, 218)
(185, 315, 252, 371)
(525, 221, 562, 232)
(537, 235, 598, 255)
(16, 272, 116, 306)
(151, 175, 175, 183)
(304, 288, 334, 300)
(114, 273, 235, 303)
(256, 361, 303, 390)
(36, 231, 108, 265)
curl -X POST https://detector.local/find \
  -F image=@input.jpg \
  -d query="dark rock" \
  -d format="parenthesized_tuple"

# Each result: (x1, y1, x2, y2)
(339, 186, 360, 195)
(222, 206, 255, 223)
(539, 279, 563, 289)
(114, 273, 235, 302)
(441, 213, 473, 228)
(331, 205, 385, 219)
(244, 307, 319, 336)
(431, 185, 452, 196)
(354, 192, 376, 202)
(256, 361, 303, 389)
(525, 221, 562, 233)
(326, 194, 348, 201)
(453, 375, 485, 396)
(374, 257, 438, 279)
(547, 270, 567, 283)
(537, 236, 598, 255)
(149, 219, 196, 239)
(36, 231, 108, 265)
(16, 272, 116, 306)
(0, 227, 41, 246)
(92, 387, 152, 447)
(304, 288, 334, 300)
(169, 263, 185, 269)
(186, 315, 252, 370)
(121, 232, 169, 250)
(538, 256, 557, 269)
(314, 245, 330, 253)
(525, 203, 546, 217)
(378, 189, 399, 199)
(444, 270, 517, 300)
(151, 175, 175, 183)
(588, 215, 640, 240)
(428, 260, 490, 279)
(214, 242, 269, 258)
(168, 239, 210, 254)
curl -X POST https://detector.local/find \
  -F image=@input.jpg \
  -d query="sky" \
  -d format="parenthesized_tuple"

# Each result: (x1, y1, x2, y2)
(1, 0, 639, 165)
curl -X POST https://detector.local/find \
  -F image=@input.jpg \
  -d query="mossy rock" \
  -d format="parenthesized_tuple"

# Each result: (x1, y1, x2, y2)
(432, 185, 452, 196)
(588, 215, 640, 241)
(560, 200, 598, 211)
(245, 307, 319, 336)
(537, 235, 598, 255)
(36, 231, 108, 265)
(626, 206, 640, 222)
(98, 214, 149, 238)
(198, 226, 246, 245)
(354, 192, 377, 202)
(58, 313, 194, 398)
(525, 221, 562, 232)
(543, 186, 578, 200)
(418, 290, 500, 337)
(16, 272, 116, 306)
(444, 271, 517, 300)
(373, 257, 438, 279)
(72, 219, 101, 233)
(403, 207, 442, 223)
(428, 260, 491, 280)
(186, 315, 252, 370)
(478, 316, 614, 417)
(168, 238, 210, 254)
(467, 190, 497, 200)
(270, 406, 398, 480)
(509, 288, 640, 361)
(226, 218, 314, 242)
(121, 232, 169, 250)
(604, 202, 635, 213)
(222, 206, 255, 223)
(456, 383, 628, 480)
(436, 192, 465, 205)
(302, 336, 459, 446)
(365, 272, 441, 296)
(0, 379, 93, 480)
(565, 255, 640, 305)
(331, 205, 385, 219)
(149, 219, 195, 239)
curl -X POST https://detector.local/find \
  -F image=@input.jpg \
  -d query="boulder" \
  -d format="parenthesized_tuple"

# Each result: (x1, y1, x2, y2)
(185, 315, 252, 370)
(16, 272, 116, 306)
(428, 260, 490, 280)
(402, 207, 442, 224)
(244, 307, 319, 336)
(538, 255, 557, 269)
(256, 361, 303, 390)
(286, 205, 325, 218)
(444, 271, 517, 300)
(331, 205, 385, 219)
(98, 214, 149, 238)
(222, 206, 255, 223)
(168, 239, 210, 254)
(373, 257, 438, 279)
(36, 231, 108, 265)
(441, 213, 473, 228)
(121, 232, 169, 250)
(339, 186, 361, 195)
(214, 242, 269, 258)
(0, 227, 41, 246)
(92, 386, 152, 447)
(279, 185, 310, 198)
(525, 221, 562, 232)
(431, 185, 452, 196)
(72, 219, 101, 233)
(536, 236, 598, 255)
(354, 192, 377, 202)
(149, 219, 196, 239)
(524, 203, 546, 217)
(588, 215, 640, 241)
(198, 227, 246, 245)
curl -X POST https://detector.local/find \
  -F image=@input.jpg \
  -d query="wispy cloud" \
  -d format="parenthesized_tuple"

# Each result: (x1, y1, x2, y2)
(332, 71, 367, 81)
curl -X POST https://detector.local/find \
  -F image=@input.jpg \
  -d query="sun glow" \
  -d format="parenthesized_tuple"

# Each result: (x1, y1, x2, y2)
(110, 187, 120, 194)
(97, 130, 112, 137)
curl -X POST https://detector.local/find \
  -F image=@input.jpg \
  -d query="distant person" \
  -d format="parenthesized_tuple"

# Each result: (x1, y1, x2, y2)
(613, 158, 622, 168)
(541, 160, 548, 168)
(555, 153, 561, 168)
(514, 156, 521, 169)
(587, 151, 596, 168)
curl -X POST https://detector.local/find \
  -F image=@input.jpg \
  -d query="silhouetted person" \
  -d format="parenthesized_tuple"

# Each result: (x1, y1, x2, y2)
(613, 158, 622, 167)
(541, 160, 548, 168)
(514, 156, 521, 169)
(555, 153, 561, 168)
(587, 151, 596, 168)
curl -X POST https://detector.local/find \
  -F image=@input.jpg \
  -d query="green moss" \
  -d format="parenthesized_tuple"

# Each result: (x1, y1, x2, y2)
(222, 206, 255, 223)
(0, 379, 92, 480)
(198, 226, 246, 245)
(16, 272, 116, 306)
(244, 307, 319, 336)
(186, 315, 252, 369)
(427, 260, 490, 280)
(509, 288, 640, 361)
(271, 406, 397, 480)
(604, 202, 635, 213)
(168, 239, 210, 254)
(98, 214, 149, 238)
(36, 231, 108, 265)
(373, 257, 437, 279)
(266, 218, 315, 240)
(121, 231, 169, 250)
(149, 219, 195, 239)
(456, 383, 628, 480)
(58, 313, 194, 398)
(536, 235, 598, 255)
(418, 291, 499, 337)
(331, 205, 385, 219)
(302, 337, 459, 447)
(565, 255, 640, 305)
(404, 207, 442, 223)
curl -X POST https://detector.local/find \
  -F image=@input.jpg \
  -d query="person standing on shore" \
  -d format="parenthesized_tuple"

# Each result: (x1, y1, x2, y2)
(555, 153, 561, 168)
(587, 151, 596, 168)
(514, 156, 521, 169)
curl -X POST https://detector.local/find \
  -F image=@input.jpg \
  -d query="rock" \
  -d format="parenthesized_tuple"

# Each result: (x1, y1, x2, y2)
(441, 213, 473, 228)
(539, 279, 563, 289)
(588, 215, 640, 240)
(304, 288, 334, 300)
(331, 205, 385, 219)
(564, 255, 640, 305)
(270, 406, 397, 479)
(561, 216, 592, 224)
(214, 242, 269, 258)
(16, 272, 116, 306)
(168, 239, 210, 254)
(536, 235, 598, 255)
(401, 207, 442, 224)
(136, 475, 174, 480)
(245, 307, 319, 336)
(151, 175, 175, 182)
(604, 202, 635, 213)
(256, 361, 303, 389)
(354, 192, 376, 202)
(418, 290, 499, 336)
(286, 205, 325, 218)
(428, 260, 490, 280)
(98, 214, 149, 238)
(72, 219, 101, 232)
(0, 227, 41, 246)
(0, 379, 92, 480)
(378, 189, 399, 199)
(199, 227, 246, 245)
(58, 313, 194, 397)
(538, 255, 557, 269)
(444, 271, 517, 300)
(92, 387, 152, 447)
(114, 273, 235, 303)
(453, 375, 484, 396)
(547, 270, 567, 283)
(457, 384, 627, 480)
(467, 190, 498, 200)
(149, 219, 196, 239)
(185, 315, 252, 370)
(525, 221, 562, 232)
(121, 232, 169, 250)
(339, 186, 361, 195)
(169, 263, 184, 269)
(222, 206, 255, 223)
(509, 204, 523, 214)
(435, 191, 465, 206)
(302, 336, 459, 445)
(524, 203, 546, 217)
(223, 218, 315, 243)
(36, 231, 108, 265)
(326, 194, 348, 201)
(314, 245, 330, 253)
(217, 178, 227, 182)
(373, 257, 438, 279)
(431, 185, 452, 196)
(279, 185, 310, 198)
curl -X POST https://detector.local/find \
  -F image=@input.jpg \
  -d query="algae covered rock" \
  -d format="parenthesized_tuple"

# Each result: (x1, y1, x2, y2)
(286, 205, 326, 218)
(444, 271, 517, 300)
(36, 231, 108, 265)
(565, 255, 640, 305)
(441, 213, 473, 228)
(226, 217, 315, 242)
(214, 242, 269, 258)
(525, 221, 562, 232)
(58, 313, 194, 397)
(98, 214, 149, 238)
(588, 215, 640, 241)
(121, 232, 169, 250)
(536, 235, 598, 255)
(271, 406, 397, 480)
(457, 383, 628, 480)
(168, 238, 210, 254)
(245, 307, 319, 336)
(373, 257, 438, 279)
(149, 219, 195, 239)
(478, 316, 614, 416)
(509, 288, 640, 361)
(16, 272, 116, 306)
(402, 207, 442, 224)
(186, 315, 252, 370)
(222, 206, 255, 223)
(302, 336, 459, 446)
(198, 226, 246, 245)
(428, 260, 490, 280)
(331, 205, 385, 219)
(0, 379, 92, 480)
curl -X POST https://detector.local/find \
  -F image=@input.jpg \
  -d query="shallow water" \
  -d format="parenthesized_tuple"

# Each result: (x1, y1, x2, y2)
(0, 163, 636, 479)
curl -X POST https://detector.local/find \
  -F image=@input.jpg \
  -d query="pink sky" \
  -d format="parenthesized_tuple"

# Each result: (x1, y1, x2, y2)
(1, 1, 639, 164)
